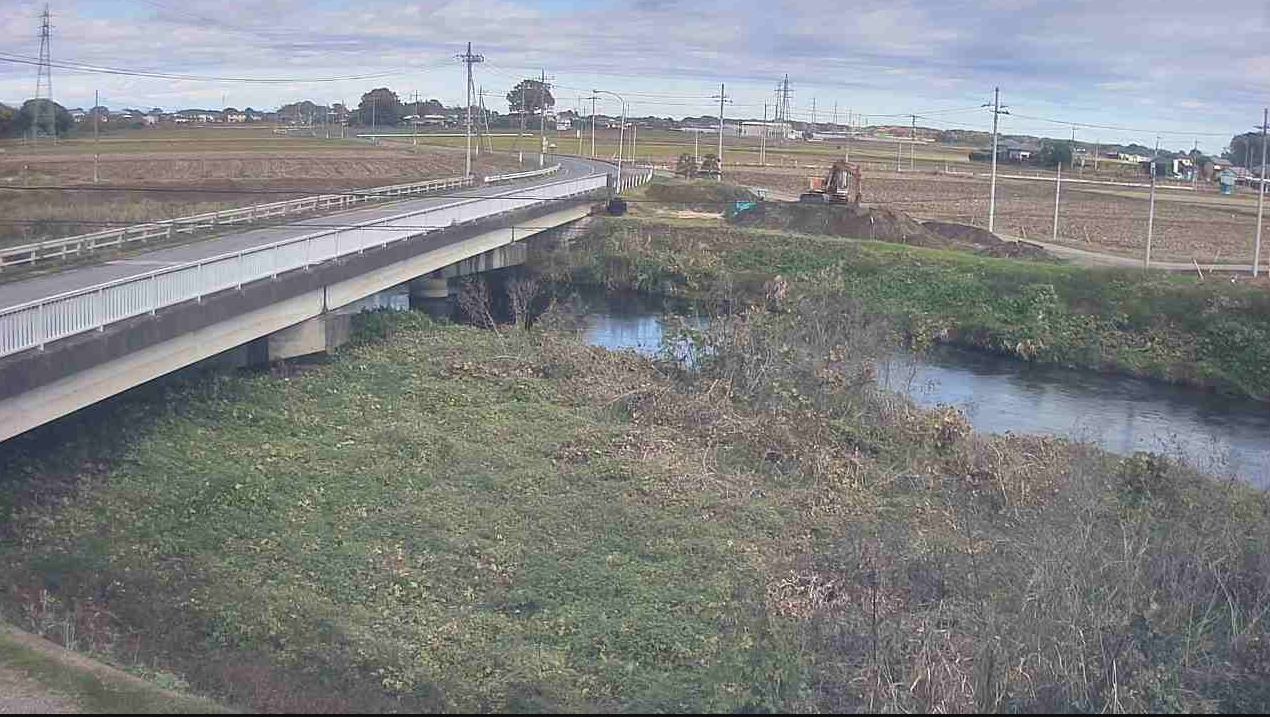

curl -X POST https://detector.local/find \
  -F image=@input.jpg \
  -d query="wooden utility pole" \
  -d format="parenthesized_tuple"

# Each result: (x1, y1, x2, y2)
(93, 89, 99, 184)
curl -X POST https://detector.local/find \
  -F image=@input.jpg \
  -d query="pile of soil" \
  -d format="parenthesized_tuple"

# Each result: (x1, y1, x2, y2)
(644, 180, 759, 212)
(923, 220, 1059, 261)
(727, 201, 955, 248)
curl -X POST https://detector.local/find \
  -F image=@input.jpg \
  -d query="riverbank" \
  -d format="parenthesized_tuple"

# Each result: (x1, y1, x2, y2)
(2, 308, 1268, 712)
(550, 216, 1270, 401)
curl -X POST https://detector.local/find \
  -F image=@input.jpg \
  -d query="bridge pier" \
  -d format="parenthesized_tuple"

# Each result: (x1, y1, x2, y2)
(267, 313, 352, 361)
(408, 276, 452, 318)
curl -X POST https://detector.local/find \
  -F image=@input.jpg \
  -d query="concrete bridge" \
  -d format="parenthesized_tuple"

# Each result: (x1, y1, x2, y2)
(0, 157, 640, 442)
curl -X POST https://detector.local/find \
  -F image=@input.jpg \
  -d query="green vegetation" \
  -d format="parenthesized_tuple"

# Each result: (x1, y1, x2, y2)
(0, 623, 229, 713)
(2, 302, 1267, 712)
(557, 217, 1270, 400)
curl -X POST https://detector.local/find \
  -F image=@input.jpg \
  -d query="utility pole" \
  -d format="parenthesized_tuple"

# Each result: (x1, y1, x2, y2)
(833, 100, 838, 128)
(910, 114, 917, 171)
(811, 97, 816, 126)
(93, 89, 99, 183)
(712, 83, 730, 179)
(1052, 162, 1062, 242)
(1255, 109, 1268, 277)
(456, 42, 484, 177)
(760, 102, 767, 166)
(514, 82, 527, 162)
(845, 109, 851, 163)
(587, 93, 599, 158)
(1094, 139, 1100, 172)
(1192, 139, 1199, 191)
(1146, 136, 1160, 269)
(984, 87, 1009, 233)
(538, 69, 549, 168)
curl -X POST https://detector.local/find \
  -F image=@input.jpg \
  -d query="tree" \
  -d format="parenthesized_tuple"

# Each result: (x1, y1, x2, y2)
(356, 88, 402, 127)
(1227, 132, 1263, 168)
(699, 153, 720, 176)
(506, 79, 554, 116)
(1036, 140, 1073, 168)
(0, 103, 14, 137)
(675, 153, 698, 178)
(13, 99, 73, 137)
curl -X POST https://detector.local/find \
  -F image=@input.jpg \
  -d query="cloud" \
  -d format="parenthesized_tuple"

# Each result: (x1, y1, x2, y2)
(0, 0, 1263, 151)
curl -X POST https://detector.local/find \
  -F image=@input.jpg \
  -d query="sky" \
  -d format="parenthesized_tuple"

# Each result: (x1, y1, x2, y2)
(1, 0, 1268, 153)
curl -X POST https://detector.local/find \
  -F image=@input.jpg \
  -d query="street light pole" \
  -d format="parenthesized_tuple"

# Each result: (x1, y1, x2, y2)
(593, 89, 626, 194)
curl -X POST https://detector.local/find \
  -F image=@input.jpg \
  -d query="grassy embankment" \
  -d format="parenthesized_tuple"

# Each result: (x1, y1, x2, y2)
(553, 185, 1270, 401)
(1, 301, 1267, 712)
(0, 622, 230, 713)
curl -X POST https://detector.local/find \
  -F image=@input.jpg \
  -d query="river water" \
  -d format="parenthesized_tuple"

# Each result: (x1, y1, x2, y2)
(582, 303, 1270, 487)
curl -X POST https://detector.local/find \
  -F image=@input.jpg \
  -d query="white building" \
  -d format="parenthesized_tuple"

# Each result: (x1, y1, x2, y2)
(736, 121, 790, 139)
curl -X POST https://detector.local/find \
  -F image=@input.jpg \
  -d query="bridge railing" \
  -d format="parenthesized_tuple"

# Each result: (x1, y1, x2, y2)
(484, 164, 560, 184)
(0, 174, 476, 272)
(618, 168, 656, 192)
(0, 172, 607, 359)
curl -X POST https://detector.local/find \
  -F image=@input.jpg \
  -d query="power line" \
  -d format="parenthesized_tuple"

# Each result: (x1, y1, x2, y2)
(1007, 111, 1229, 137)
(0, 50, 442, 84)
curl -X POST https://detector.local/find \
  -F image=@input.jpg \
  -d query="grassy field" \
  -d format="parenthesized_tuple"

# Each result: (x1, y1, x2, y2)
(553, 204, 1270, 401)
(1, 302, 1267, 712)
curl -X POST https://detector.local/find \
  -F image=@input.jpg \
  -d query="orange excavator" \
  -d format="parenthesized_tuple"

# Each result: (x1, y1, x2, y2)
(799, 159, 863, 205)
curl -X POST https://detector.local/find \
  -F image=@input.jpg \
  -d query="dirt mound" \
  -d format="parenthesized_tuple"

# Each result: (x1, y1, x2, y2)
(644, 180, 759, 212)
(922, 220, 1000, 247)
(728, 201, 955, 248)
(923, 220, 1059, 262)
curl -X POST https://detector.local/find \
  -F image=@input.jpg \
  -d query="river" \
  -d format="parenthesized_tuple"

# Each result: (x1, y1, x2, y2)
(581, 301, 1270, 487)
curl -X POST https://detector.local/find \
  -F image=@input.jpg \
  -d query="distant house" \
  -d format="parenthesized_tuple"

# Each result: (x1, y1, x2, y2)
(996, 139, 1037, 163)
(224, 111, 247, 123)
(555, 117, 572, 131)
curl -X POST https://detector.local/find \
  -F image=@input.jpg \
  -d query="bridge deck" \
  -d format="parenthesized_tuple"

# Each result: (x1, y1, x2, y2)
(0, 156, 607, 311)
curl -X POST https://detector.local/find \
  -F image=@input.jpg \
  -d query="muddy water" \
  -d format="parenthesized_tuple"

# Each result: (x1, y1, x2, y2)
(581, 300, 1270, 487)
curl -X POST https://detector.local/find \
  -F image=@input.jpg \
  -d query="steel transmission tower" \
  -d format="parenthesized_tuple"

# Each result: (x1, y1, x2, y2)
(773, 75, 792, 142)
(33, 4, 56, 143)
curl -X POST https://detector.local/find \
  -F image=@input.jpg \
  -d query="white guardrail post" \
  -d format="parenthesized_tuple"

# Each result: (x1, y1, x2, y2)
(0, 171, 607, 359)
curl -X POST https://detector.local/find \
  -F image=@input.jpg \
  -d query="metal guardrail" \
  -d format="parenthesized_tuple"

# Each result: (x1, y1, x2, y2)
(0, 172, 608, 359)
(618, 168, 656, 192)
(484, 164, 560, 185)
(0, 175, 476, 271)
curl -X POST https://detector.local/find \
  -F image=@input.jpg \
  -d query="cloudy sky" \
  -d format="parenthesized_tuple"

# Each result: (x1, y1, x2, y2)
(2, 0, 1267, 152)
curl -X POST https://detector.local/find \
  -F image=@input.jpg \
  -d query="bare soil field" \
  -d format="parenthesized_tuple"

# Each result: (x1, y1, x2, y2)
(0, 144, 520, 250)
(729, 166, 1265, 263)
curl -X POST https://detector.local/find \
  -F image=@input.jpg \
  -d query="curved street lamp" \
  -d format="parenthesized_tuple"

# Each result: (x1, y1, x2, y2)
(592, 89, 627, 194)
